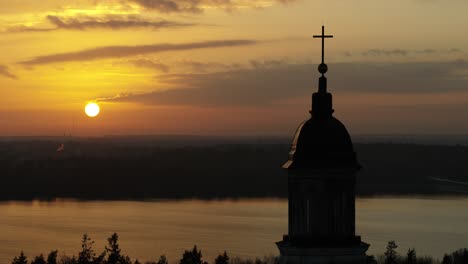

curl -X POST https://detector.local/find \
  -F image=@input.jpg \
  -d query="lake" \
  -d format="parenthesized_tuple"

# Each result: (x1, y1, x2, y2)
(0, 198, 467, 263)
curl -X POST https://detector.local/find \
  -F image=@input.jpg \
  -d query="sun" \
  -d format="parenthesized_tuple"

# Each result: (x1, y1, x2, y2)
(85, 102, 100, 117)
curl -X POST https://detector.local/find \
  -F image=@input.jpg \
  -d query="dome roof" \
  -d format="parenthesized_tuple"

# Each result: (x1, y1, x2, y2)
(283, 32, 359, 171)
(283, 116, 360, 171)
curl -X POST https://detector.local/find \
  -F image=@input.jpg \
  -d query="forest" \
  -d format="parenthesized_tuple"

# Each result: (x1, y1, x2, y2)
(0, 136, 467, 200)
(9, 233, 468, 264)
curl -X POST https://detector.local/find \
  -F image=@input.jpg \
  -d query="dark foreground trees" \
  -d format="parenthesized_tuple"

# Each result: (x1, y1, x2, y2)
(405, 248, 416, 264)
(364, 241, 468, 264)
(214, 252, 229, 264)
(179, 246, 207, 264)
(11, 236, 468, 264)
(12, 251, 27, 264)
(384, 241, 399, 264)
(11, 234, 235, 264)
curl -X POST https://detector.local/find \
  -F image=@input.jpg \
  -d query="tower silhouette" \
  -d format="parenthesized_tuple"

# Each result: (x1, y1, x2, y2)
(276, 26, 369, 264)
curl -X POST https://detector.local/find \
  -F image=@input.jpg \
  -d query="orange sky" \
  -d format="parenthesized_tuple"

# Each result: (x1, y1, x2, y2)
(1, 0, 468, 136)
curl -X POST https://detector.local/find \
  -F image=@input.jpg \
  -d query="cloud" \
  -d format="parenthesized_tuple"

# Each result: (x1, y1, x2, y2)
(359, 48, 463, 57)
(129, 59, 170, 72)
(5, 25, 55, 33)
(249, 59, 289, 69)
(449, 48, 462, 53)
(181, 60, 241, 72)
(19, 39, 257, 66)
(94, 92, 134, 102)
(129, 0, 299, 13)
(6, 15, 194, 32)
(362, 49, 409, 57)
(101, 60, 468, 107)
(0, 65, 17, 79)
(130, 0, 201, 13)
(47, 15, 194, 30)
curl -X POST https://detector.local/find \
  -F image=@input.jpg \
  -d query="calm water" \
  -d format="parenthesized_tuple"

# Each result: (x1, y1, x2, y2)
(0, 198, 467, 263)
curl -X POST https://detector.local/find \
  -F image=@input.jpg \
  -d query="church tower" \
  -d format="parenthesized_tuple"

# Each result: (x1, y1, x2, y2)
(276, 26, 369, 264)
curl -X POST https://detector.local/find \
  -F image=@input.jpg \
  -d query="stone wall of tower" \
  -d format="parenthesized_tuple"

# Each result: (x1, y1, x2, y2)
(287, 170, 358, 245)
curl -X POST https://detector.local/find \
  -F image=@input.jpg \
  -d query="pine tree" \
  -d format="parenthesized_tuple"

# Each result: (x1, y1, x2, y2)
(157, 255, 168, 264)
(462, 248, 468, 264)
(105, 233, 131, 264)
(47, 250, 58, 264)
(78, 234, 96, 264)
(384, 241, 398, 264)
(31, 255, 46, 264)
(214, 251, 229, 264)
(441, 254, 452, 264)
(106, 233, 122, 264)
(12, 251, 28, 264)
(179, 246, 207, 264)
(405, 248, 416, 264)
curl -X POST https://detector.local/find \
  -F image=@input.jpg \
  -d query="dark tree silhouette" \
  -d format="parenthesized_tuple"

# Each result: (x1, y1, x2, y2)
(442, 254, 453, 264)
(384, 241, 398, 264)
(157, 255, 168, 264)
(366, 255, 377, 264)
(47, 251, 58, 264)
(8, 235, 467, 264)
(106, 233, 121, 264)
(452, 248, 468, 264)
(179, 246, 207, 264)
(78, 234, 97, 264)
(121, 256, 132, 264)
(214, 252, 229, 264)
(59, 256, 77, 264)
(12, 251, 28, 264)
(31, 255, 46, 264)
(406, 248, 416, 264)
(253, 258, 268, 264)
(416, 257, 434, 264)
(105, 233, 131, 264)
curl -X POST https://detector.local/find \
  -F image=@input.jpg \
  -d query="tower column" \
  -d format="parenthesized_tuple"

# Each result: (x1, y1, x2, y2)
(276, 26, 369, 264)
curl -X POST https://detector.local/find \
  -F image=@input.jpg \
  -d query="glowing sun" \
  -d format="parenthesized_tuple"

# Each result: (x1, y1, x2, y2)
(85, 102, 100, 117)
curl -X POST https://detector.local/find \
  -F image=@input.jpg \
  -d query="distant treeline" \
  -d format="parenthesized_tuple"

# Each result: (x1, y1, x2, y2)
(10, 233, 468, 264)
(0, 138, 468, 200)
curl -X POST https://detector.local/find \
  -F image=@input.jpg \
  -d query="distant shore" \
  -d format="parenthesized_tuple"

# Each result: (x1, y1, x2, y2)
(0, 137, 467, 200)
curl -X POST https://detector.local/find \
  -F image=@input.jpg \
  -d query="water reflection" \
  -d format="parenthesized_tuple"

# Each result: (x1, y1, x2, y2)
(0, 198, 467, 263)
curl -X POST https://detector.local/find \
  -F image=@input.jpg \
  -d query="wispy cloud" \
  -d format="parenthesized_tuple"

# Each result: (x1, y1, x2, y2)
(5, 25, 55, 33)
(100, 60, 468, 107)
(0, 65, 17, 79)
(47, 15, 194, 30)
(249, 59, 289, 69)
(94, 92, 134, 102)
(130, 0, 201, 13)
(6, 15, 194, 32)
(128, 59, 170, 72)
(362, 49, 409, 57)
(358, 48, 463, 57)
(129, 0, 299, 13)
(19, 39, 257, 66)
(180, 60, 241, 72)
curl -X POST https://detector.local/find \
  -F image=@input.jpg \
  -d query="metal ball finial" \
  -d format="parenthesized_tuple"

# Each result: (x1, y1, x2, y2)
(318, 63, 328, 74)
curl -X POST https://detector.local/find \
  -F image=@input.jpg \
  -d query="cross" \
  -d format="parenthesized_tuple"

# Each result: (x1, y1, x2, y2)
(313, 25, 333, 64)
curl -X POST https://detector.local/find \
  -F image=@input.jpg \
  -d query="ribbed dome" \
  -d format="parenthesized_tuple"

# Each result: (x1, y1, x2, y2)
(283, 116, 360, 171)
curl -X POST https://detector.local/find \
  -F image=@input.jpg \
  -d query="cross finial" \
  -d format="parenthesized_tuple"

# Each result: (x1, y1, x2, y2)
(313, 25, 333, 74)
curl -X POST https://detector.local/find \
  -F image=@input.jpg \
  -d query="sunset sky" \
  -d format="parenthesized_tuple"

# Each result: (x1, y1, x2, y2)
(1, 0, 468, 136)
